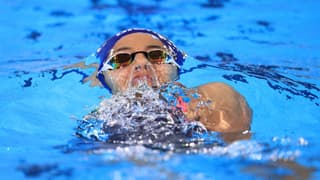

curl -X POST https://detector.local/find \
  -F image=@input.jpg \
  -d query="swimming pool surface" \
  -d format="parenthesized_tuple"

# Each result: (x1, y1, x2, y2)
(1, 0, 319, 179)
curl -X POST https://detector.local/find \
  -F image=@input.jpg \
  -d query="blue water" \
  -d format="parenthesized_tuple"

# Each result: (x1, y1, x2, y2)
(1, 0, 320, 179)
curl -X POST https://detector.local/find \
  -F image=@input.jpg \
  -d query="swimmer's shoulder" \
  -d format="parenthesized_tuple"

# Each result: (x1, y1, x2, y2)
(193, 82, 252, 133)
(195, 81, 251, 117)
(196, 82, 237, 98)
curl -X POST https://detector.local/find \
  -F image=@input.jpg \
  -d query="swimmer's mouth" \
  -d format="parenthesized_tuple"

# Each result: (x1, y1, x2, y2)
(129, 73, 159, 89)
(131, 74, 151, 86)
(128, 65, 160, 89)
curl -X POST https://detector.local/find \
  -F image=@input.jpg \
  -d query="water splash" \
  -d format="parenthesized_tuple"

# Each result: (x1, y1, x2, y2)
(76, 82, 213, 150)
(74, 82, 307, 163)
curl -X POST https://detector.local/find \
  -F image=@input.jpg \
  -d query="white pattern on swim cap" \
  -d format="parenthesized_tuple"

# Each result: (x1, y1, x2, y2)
(151, 35, 159, 40)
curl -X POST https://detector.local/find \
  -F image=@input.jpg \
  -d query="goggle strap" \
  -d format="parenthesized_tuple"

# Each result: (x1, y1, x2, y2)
(166, 58, 181, 69)
(98, 63, 113, 74)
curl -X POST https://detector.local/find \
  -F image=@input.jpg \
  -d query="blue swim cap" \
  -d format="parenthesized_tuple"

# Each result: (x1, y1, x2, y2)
(96, 28, 186, 89)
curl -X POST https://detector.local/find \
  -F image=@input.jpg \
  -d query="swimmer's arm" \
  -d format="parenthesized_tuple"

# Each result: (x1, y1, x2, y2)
(64, 62, 102, 87)
(186, 82, 252, 133)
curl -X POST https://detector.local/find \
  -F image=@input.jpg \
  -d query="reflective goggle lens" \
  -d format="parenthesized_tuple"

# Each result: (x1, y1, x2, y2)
(111, 54, 132, 69)
(148, 50, 167, 64)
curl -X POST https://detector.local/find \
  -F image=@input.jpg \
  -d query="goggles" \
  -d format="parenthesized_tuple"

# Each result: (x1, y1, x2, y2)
(99, 49, 180, 72)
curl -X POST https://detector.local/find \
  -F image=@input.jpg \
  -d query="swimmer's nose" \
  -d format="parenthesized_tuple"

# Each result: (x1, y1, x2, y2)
(132, 53, 152, 71)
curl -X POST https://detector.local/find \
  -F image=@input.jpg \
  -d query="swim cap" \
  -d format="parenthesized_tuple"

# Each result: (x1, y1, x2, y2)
(96, 28, 186, 89)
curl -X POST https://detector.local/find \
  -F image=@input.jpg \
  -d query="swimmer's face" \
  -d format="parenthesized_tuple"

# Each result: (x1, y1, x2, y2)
(101, 33, 178, 93)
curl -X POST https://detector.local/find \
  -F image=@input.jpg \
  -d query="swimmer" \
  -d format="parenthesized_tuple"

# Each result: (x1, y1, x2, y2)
(94, 28, 252, 133)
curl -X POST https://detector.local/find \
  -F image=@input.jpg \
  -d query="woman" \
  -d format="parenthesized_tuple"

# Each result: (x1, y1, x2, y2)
(95, 28, 252, 133)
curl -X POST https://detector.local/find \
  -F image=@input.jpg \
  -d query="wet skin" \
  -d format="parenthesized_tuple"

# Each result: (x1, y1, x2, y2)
(99, 33, 252, 133)
(101, 33, 178, 93)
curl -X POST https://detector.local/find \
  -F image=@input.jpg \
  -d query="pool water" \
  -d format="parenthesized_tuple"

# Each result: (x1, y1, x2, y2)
(1, 0, 319, 179)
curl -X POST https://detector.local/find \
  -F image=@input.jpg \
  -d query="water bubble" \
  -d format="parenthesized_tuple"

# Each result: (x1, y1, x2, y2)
(297, 137, 308, 146)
